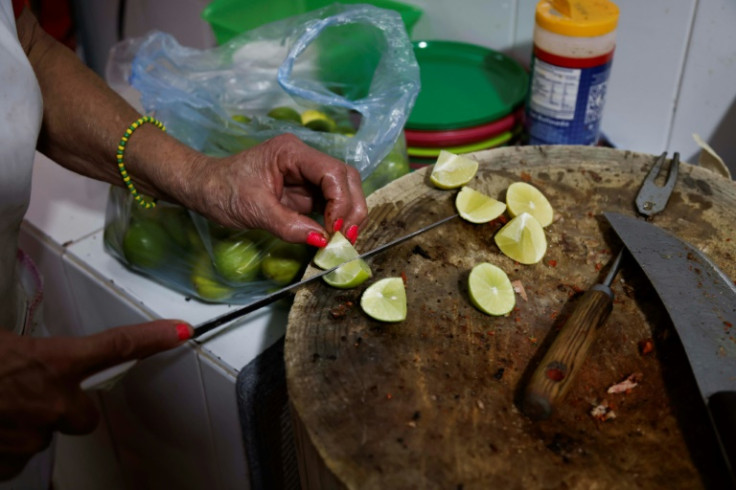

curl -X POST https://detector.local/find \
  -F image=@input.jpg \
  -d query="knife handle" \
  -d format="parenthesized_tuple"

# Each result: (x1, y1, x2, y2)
(708, 391, 736, 482)
(522, 285, 614, 420)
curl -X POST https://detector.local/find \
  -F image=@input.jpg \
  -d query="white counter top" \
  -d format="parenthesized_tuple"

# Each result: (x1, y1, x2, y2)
(26, 152, 286, 373)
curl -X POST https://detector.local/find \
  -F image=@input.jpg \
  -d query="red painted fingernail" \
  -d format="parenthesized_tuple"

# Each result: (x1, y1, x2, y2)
(176, 323, 192, 341)
(346, 225, 359, 244)
(306, 231, 328, 248)
(333, 218, 344, 233)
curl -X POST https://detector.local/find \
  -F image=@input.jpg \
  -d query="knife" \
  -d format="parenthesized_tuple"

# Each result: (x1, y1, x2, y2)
(80, 214, 459, 390)
(192, 213, 460, 340)
(604, 212, 736, 479)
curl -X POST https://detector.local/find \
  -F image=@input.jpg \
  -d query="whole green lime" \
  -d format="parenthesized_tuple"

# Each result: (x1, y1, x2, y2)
(154, 207, 191, 249)
(301, 109, 337, 133)
(267, 106, 302, 124)
(362, 153, 410, 195)
(212, 238, 262, 284)
(191, 254, 234, 302)
(122, 219, 171, 270)
(261, 241, 310, 285)
(231, 114, 252, 124)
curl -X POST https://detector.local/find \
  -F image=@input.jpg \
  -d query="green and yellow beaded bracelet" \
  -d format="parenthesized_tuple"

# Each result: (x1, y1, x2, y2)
(116, 115, 166, 209)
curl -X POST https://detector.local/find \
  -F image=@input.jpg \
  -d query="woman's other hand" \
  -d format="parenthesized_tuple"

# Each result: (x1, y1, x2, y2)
(0, 320, 192, 480)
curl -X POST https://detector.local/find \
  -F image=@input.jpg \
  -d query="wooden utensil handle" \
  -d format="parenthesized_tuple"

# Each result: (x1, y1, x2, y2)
(522, 285, 614, 420)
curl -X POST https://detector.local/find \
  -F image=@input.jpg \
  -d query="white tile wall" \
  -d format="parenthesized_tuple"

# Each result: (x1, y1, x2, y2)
(24, 153, 108, 245)
(668, 0, 736, 166)
(199, 356, 252, 490)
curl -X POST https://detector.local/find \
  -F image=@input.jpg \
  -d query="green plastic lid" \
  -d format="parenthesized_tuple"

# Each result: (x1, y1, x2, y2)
(407, 41, 529, 131)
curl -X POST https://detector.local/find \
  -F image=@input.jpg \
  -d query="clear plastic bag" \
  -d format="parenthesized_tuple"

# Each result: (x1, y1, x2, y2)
(104, 187, 313, 303)
(111, 3, 420, 176)
(103, 4, 420, 304)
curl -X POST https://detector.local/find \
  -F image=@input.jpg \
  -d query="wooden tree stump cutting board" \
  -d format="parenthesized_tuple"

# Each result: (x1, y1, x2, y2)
(285, 146, 736, 490)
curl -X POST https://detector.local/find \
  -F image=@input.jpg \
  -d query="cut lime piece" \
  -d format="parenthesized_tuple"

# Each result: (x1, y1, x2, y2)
(323, 258, 372, 289)
(494, 212, 547, 265)
(360, 277, 407, 322)
(312, 232, 359, 269)
(468, 262, 515, 316)
(455, 186, 507, 223)
(429, 150, 479, 189)
(505, 182, 554, 227)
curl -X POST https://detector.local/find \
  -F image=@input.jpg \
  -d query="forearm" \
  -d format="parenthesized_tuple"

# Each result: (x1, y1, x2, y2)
(15, 9, 204, 207)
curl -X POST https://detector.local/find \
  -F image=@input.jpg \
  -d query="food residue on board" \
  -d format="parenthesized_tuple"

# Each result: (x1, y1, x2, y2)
(607, 373, 642, 394)
(590, 400, 616, 422)
(638, 338, 654, 355)
(330, 300, 354, 319)
(511, 280, 528, 301)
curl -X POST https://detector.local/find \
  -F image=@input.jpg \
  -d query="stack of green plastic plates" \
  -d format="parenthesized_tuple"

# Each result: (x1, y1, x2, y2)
(406, 41, 529, 168)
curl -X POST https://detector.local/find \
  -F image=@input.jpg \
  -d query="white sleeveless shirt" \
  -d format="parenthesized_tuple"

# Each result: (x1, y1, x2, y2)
(0, 0, 43, 333)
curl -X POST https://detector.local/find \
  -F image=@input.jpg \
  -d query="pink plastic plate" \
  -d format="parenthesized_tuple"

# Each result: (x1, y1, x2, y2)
(405, 108, 523, 148)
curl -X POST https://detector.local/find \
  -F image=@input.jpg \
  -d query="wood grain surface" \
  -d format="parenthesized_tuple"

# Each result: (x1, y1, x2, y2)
(285, 146, 736, 490)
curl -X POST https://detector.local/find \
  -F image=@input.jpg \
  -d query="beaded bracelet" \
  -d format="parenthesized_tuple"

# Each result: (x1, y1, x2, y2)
(116, 115, 166, 209)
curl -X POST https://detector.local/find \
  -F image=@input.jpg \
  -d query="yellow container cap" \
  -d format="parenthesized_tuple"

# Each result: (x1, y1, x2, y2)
(536, 0, 619, 37)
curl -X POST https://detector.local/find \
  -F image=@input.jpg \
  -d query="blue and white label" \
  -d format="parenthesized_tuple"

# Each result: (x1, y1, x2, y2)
(527, 57, 612, 145)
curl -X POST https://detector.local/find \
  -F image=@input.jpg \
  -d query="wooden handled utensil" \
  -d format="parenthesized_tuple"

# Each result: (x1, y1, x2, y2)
(521, 152, 680, 420)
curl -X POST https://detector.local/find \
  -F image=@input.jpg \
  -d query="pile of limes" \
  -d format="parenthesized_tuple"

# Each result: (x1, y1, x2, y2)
(115, 204, 311, 303)
(426, 150, 554, 316)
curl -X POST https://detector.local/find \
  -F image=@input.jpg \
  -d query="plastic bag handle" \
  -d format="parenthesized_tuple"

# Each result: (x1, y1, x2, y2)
(276, 7, 419, 113)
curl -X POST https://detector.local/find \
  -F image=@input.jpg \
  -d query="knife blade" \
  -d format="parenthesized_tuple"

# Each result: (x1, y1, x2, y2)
(604, 211, 736, 479)
(192, 213, 459, 340)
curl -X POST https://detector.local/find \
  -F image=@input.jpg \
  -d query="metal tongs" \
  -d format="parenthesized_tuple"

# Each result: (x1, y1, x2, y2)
(522, 151, 680, 420)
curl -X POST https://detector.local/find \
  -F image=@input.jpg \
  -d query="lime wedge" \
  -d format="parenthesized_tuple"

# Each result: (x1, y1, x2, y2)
(505, 182, 554, 227)
(468, 263, 515, 316)
(494, 212, 547, 264)
(323, 258, 372, 289)
(455, 186, 507, 223)
(360, 277, 407, 322)
(313, 232, 359, 269)
(429, 150, 479, 189)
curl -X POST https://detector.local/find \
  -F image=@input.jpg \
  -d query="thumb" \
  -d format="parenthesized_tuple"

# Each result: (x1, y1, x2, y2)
(63, 320, 192, 380)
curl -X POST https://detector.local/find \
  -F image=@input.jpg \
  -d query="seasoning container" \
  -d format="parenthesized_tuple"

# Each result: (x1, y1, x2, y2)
(526, 0, 619, 145)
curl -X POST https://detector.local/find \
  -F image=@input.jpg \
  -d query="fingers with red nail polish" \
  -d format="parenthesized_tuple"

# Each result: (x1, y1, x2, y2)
(333, 218, 344, 233)
(345, 225, 359, 244)
(176, 323, 193, 341)
(306, 231, 328, 248)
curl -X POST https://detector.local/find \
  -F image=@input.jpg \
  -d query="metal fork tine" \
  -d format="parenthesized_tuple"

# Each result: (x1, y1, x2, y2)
(635, 152, 680, 217)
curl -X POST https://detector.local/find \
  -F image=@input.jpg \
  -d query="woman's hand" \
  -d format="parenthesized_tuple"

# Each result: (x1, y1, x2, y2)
(187, 134, 368, 245)
(0, 321, 192, 481)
